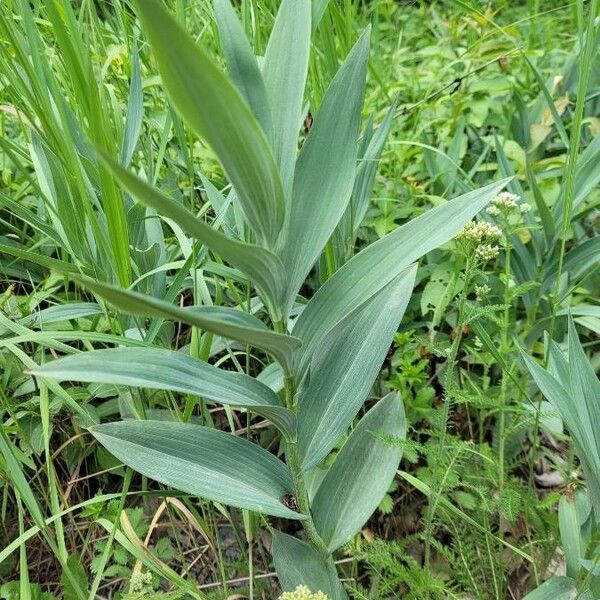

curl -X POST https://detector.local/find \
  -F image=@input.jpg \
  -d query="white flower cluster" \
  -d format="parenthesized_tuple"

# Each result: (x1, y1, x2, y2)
(486, 191, 531, 216)
(129, 571, 153, 594)
(457, 221, 502, 243)
(475, 244, 500, 261)
(474, 283, 491, 300)
(279, 585, 329, 600)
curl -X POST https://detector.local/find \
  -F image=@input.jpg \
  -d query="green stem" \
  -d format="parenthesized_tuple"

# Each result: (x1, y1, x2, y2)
(496, 233, 512, 599)
(424, 257, 474, 567)
(497, 236, 511, 493)
(286, 440, 339, 581)
(274, 327, 339, 584)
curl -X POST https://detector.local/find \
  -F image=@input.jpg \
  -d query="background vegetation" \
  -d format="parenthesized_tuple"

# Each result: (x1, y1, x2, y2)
(0, 0, 599, 598)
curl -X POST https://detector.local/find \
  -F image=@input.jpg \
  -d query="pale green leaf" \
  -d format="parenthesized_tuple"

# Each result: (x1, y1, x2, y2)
(101, 155, 286, 315)
(91, 420, 301, 519)
(30, 347, 296, 438)
(293, 179, 510, 378)
(132, 0, 284, 246)
(271, 531, 347, 599)
(522, 577, 577, 600)
(312, 392, 406, 551)
(213, 0, 272, 137)
(559, 490, 591, 578)
(263, 0, 311, 196)
(71, 275, 301, 373)
(298, 266, 416, 470)
(281, 28, 370, 309)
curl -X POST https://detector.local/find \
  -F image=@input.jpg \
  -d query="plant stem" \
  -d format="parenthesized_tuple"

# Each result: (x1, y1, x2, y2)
(424, 257, 473, 566)
(286, 439, 339, 581)
(497, 234, 511, 495)
(274, 325, 339, 584)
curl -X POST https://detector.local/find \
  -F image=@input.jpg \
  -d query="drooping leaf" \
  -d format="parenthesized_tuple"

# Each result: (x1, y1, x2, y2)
(101, 155, 286, 316)
(132, 0, 284, 246)
(91, 420, 301, 519)
(271, 531, 347, 599)
(30, 348, 296, 437)
(213, 0, 272, 137)
(71, 275, 301, 372)
(262, 0, 311, 197)
(312, 392, 406, 551)
(293, 179, 510, 377)
(281, 28, 370, 310)
(298, 266, 416, 470)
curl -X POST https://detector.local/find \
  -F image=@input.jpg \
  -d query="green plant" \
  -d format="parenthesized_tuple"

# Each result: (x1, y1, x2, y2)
(522, 317, 600, 598)
(21, 0, 510, 596)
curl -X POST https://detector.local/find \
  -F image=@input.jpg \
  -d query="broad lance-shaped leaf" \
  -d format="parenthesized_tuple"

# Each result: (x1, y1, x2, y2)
(298, 265, 416, 470)
(71, 275, 301, 373)
(520, 352, 593, 459)
(280, 28, 370, 311)
(101, 155, 286, 317)
(271, 531, 347, 599)
(522, 577, 577, 600)
(30, 348, 296, 438)
(521, 320, 600, 519)
(312, 393, 406, 551)
(262, 0, 311, 197)
(567, 316, 600, 453)
(293, 179, 510, 378)
(559, 490, 591, 578)
(213, 0, 272, 138)
(132, 0, 284, 247)
(91, 420, 301, 519)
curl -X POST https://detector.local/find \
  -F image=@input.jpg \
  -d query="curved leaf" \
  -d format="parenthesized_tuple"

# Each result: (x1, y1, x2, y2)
(271, 531, 347, 599)
(213, 0, 272, 138)
(281, 28, 370, 309)
(30, 347, 296, 438)
(263, 0, 311, 197)
(133, 0, 284, 246)
(91, 420, 301, 519)
(71, 275, 301, 373)
(101, 155, 286, 315)
(522, 577, 577, 600)
(312, 393, 406, 551)
(298, 266, 416, 470)
(293, 179, 510, 377)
